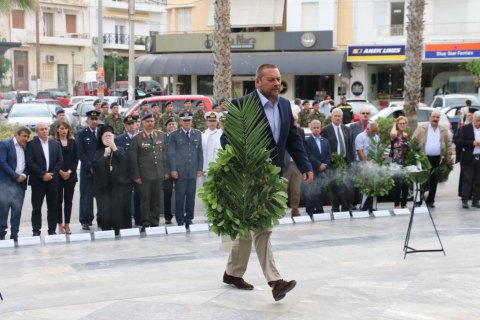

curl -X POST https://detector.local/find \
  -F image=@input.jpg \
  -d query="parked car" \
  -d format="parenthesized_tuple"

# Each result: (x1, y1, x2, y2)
(139, 80, 163, 96)
(36, 89, 70, 107)
(430, 94, 480, 109)
(111, 88, 152, 100)
(76, 100, 95, 127)
(125, 95, 213, 116)
(30, 99, 64, 108)
(0, 92, 16, 113)
(103, 96, 128, 114)
(69, 95, 93, 108)
(440, 105, 480, 134)
(5, 103, 55, 131)
(371, 105, 451, 130)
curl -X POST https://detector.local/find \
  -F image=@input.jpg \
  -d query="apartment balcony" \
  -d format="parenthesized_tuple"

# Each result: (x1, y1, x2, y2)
(377, 24, 405, 37)
(104, 0, 166, 13)
(93, 33, 147, 51)
(23, 30, 91, 47)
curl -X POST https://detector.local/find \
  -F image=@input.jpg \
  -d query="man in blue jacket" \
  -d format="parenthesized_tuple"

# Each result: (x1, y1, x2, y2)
(0, 126, 31, 241)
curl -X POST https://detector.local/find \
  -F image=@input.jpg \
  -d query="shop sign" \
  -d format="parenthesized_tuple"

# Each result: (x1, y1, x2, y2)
(424, 43, 480, 59)
(347, 45, 405, 62)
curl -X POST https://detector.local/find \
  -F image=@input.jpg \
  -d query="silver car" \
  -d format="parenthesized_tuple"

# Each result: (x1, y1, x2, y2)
(6, 103, 55, 131)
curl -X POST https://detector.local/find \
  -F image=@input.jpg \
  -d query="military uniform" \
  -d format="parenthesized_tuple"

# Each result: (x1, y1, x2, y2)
(192, 110, 206, 132)
(152, 113, 163, 130)
(307, 111, 326, 125)
(168, 124, 203, 227)
(99, 112, 109, 121)
(297, 110, 310, 128)
(131, 129, 168, 227)
(104, 114, 125, 134)
(162, 112, 179, 131)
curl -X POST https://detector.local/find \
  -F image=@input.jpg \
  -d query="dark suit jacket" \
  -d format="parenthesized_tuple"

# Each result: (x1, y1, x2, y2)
(458, 123, 478, 165)
(26, 137, 63, 186)
(76, 127, 98, 177)
(0, 138, 28, 189)
(221, 91, 312, 174)
(115, 132, 134, 180)
(305, 135, 332, 174)
(321, 123, 355, 164)
(58, 138, 79, 182)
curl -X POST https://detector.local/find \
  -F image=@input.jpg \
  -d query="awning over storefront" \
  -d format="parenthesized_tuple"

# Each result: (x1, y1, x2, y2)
(207, 0, 285, 28)
(0, 42, 21, 55)
(135, 51, 349, 76)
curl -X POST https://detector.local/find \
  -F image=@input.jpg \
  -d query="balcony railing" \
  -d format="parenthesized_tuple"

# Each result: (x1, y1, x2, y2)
(377, 24, 404, 37)
(98, 33, 146, 45)
(27, 30, 89, 39)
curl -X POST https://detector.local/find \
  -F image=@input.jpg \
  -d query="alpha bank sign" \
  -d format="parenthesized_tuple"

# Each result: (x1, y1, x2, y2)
(347, 45, 405, 62)
(424, 43, 480, 59)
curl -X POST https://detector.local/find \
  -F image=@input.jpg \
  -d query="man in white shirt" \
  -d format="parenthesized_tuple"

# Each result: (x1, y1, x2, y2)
(202, 112, 223, 173)
(0, 126, 31, 241)
(412, 111, 452, 208)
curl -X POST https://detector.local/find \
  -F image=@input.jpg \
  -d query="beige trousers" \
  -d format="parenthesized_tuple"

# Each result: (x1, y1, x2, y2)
(225, 229, 282, 283)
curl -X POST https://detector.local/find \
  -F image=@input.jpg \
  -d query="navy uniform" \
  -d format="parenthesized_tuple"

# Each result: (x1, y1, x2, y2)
(114, 115, 141, 225)
(131, 113, 168, 228)
(168, 112, 203, 227)
(76, 110, 100, 230)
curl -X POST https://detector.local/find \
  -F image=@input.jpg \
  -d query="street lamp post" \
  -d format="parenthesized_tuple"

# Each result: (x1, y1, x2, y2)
(71, 51, 75, 95)
(112, 51, 118, 92)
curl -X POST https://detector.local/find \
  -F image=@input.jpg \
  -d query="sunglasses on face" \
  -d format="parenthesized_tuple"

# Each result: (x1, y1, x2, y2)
(361, 112, 370, 115)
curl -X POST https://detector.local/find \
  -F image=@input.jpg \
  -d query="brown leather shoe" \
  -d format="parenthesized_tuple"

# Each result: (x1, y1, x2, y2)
(223, 272, 254, 290)
(270, 279, 296, 301)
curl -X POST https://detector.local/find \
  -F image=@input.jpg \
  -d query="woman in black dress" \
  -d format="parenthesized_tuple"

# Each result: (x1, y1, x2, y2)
(93, 126, 131, 235)
(55, 121, 79, 234)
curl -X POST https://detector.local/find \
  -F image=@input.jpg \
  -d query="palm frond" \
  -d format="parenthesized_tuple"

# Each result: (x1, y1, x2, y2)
(0, 0, 35, 13)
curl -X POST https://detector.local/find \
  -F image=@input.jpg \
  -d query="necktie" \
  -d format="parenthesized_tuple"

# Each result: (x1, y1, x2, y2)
(337, 126, 346, 157)
(149, 133, 153, 141)
(186, 131, 190, 139)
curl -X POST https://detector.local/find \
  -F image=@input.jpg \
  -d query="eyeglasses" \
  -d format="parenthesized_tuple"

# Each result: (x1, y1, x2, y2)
(398, 122, 407, 125)
(361, 112, 370, 115)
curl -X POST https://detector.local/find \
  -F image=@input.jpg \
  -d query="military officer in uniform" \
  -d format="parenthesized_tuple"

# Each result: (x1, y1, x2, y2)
(151, 102, 163, 130)
(115, 115, 141, 226)
(168, 112, 203, 227)
(192, 101, 207, 132)
(93, 99, 102, 113)
(307, 100, 326, 125)
(49, 109, 66, 137)
(163, 117, 178, 224)
(131, 113, 169, 230)
(138, 100, 150, 119)
(297, 100, 311, 128)
(179, 99, 192, 115)
(99, 102, 109, 121)
(162, 101, 179, 131)
(104, 102, 125, 135)
(76, 110, 100, 230)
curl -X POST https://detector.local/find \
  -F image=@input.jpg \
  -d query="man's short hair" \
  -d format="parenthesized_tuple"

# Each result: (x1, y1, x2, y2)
(473, 110, 480, 120)
(309, 119, 322, 127)
(466, 99, 472, 107)
(366, 121, 378, 130)
(331, 108, 343, 116)
(15, 126, 31, 136)
(256, 63, 278, 78)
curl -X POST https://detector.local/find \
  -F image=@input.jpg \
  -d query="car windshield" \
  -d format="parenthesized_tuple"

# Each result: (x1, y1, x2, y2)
(36, 92, 51, 98)
(79, 104, 94, 116)
(446, 97, 480, 106)
(3, 93, 16, 99)
(10, 105, 51, 117)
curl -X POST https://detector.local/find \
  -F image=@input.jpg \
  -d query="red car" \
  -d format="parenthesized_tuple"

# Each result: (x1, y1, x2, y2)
(36, 89, 70, 107)
(125, 95, 213, 116)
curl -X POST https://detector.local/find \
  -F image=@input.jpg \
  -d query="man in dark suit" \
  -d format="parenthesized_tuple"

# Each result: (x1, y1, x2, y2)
(321, 107, 355, 212)
(115, 115, 140, 226)
(132, 113, 169, 230)
(458, 111, 480, 209)
(221, 64, 313, 302)
(168, 111, 203, 227)
(305, 119, 332, 216)
(26, 123, 63, 236)
(0, 126, 31, 241)
(76, 110, 100, 230)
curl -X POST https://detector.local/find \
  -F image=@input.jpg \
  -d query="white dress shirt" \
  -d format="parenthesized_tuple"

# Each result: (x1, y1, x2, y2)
(332, 123, 346, 155)
(13, 137, 26, 176)
(257, 90, 280, 143)
(314, 135, 322, 154)
(202, 128, 223, 172)
(425, 124, 441, 156)
(40, 138, 50, 171)
(473, 126, 480, 155)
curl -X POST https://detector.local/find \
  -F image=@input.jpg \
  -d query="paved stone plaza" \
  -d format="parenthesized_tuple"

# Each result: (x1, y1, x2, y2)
(1, 166, 480, 319)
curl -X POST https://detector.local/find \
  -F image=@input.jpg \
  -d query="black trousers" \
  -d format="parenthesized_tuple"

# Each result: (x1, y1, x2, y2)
(31, 182, 58, 233)
(392, 177, 409, 207)
(163, 178, 174, 222)
(425, 155, 441, 204)
(461, 158, 480, 202)
(57, 178, 76, 224)
(79, 173, 95, 224)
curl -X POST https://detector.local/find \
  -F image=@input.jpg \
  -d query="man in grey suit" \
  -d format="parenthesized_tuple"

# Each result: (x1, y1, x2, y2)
(168, 112, 203, 228)
(321, 108, 355, 212)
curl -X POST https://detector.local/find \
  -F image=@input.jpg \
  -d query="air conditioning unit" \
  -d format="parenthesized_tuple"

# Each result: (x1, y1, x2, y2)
(46, 55, 55, 63)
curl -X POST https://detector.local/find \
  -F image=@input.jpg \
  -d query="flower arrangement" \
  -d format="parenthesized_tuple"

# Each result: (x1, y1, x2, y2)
(198, 96, 288, 241)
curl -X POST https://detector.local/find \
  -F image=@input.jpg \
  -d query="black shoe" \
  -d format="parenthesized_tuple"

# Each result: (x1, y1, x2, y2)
(140, 226, 146, 233)
(32, 231, 41, 236)
(426, 203, 435, 208)
(88, 222, 93, 226)
(82, 224, 90, 230)
(48, 231, 56, 235)
(165, 219, 172, 225)
(10, 234, 18, 242)
(472, 202, 480, 209)
(462, 201, 470, 209)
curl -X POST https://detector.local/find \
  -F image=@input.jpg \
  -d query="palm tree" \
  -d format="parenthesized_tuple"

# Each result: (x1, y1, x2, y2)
(403, 0, 425, 131)
(0, 0, 35, 12)
(212, 0, 232, 103)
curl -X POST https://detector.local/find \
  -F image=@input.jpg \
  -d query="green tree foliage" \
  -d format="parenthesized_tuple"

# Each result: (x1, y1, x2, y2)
(0, 0, 34, 12)
(0, 56, 12, 83)
(103, 55, 128, 88)
(199, 96, 288, 240)
(466, 60, 480, 87)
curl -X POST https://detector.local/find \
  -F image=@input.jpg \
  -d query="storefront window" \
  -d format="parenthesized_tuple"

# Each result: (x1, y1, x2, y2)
(295, 75, 334, 101)
(197, 75, 213, 95)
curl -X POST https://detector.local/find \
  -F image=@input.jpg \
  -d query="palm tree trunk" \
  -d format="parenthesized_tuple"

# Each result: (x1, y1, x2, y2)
(213, 0, 232, 103)
(403, 0, 425, 132)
